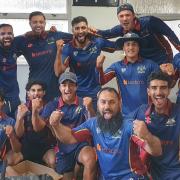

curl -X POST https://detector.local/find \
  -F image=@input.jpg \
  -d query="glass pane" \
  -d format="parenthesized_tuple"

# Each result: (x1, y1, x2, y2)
(0, 0, 67, 14)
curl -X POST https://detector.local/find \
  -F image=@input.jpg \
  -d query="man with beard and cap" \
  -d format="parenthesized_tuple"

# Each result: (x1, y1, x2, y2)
(14, 80, 55, 168)
(30, 72, 97, 180)
(49, 87, 162, 180)
(96, 32, 159, 116)
(15, 11, 73, 102)
(89, 3, 180, 65)
(0, 24, 21, 119)
(132, 71, 180, 179)
(54, 16, 118, 111)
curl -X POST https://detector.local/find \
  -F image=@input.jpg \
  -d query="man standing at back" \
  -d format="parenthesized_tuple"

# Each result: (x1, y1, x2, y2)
(0, 24, 21, 118)
(16, 11, 72, 101)
(90, 3, 180, 65)
(55, 16, 117, 110)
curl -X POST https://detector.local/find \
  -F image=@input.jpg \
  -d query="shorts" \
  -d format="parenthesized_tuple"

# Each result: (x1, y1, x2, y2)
(22, 142, 53, 164)
(55, 142, 89, 174)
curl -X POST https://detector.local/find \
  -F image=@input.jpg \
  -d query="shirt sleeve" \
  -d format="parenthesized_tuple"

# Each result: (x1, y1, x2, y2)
(97, 25, 124, 39)
(173, 53, 180, 69)
(62, 44, 71, 66)
(148, 16, 180, 50)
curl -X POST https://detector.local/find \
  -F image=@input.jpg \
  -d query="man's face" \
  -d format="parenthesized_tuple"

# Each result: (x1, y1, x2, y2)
(72, 21, 89, 44)
(59, 80, 77, 103)
(0, 26, 14, 48)
(117, 10, 135, 31)
(27, 84, 45, 100)
(29, 15, 46, 35)
(123, 41, 139, 61)
(147, 80, 170, 111)
(97, 90, 120, 121)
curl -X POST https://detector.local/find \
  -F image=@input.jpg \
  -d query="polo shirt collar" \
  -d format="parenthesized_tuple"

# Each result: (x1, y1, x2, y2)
(145, 99, 172, 119)
(58, 95, 79, 108)
(123, 56, 142, 65)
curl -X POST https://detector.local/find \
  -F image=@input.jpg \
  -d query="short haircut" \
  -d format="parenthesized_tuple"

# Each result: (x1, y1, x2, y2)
(147, 70, 172, 88)
(25, 80, 46, 91)
(29, 11, 46, 21)
(0, 23, 13, 30)
(71, 16, 88, 27)
(97, 87, 120, 100)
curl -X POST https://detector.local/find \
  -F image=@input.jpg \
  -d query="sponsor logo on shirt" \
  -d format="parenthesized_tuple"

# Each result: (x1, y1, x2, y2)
(96, 143, 121, 155)
(137, 65, 146, 74)
(165, 118, 176, 126)
(123, 80, 144, 85)
(31, 49, 52, 58)
(73, 51, 78, 56)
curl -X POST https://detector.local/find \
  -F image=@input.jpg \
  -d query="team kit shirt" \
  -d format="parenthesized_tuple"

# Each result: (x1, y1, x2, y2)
(73, 118, 148, 180)
(103, 58, 159, 115)
(0, 42, 21, 103)
(173, 52, 180, 103)
(0, 113, 15, 172)
(15, 31, 72, 101)
(97, 16, 180, 65)
(41, 96, 88, 154)
(61, 37, 116, 99)
(132, 102, 180, 180)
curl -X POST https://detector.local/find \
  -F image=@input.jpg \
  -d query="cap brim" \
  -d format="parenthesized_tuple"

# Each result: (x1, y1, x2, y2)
(59, 78, 77, 84)
(116, 37, 141, 48)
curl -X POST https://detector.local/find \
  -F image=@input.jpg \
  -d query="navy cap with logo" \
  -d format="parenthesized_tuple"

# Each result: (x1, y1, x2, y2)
(116, 32, 141, 47)
(58, 72, 77, 84)
(117, 3, 134, 15)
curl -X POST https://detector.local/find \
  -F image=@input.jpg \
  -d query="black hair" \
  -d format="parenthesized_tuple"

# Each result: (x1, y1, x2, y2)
(25, 80, 47, 91)
(29, 11, 46, 21)
(97, 87, 120, 100)
(71, 16, 88, 27)
(147, 70, 172, 88)
(0, 89, 5, 101)
(0, 23, 13, 30)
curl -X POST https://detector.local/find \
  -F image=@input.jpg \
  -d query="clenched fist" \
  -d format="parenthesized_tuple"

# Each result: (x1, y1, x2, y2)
(49, 110, 64, 127)
(17, 104, 29, 120)
(133, 120, 150, 140)
(32, 98, 43, 113)
(160, 63, 175, 76)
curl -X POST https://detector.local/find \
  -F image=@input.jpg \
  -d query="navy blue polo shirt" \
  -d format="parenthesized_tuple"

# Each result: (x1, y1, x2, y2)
(132, 102, 180, 180)
(0, 42, 22, 100)
(15, 31, 72, 101)
(61, 37, 116, 99)
(104, 58, 159, 115)
(41, 96, 88, 154)
(97, 16, 180, 65)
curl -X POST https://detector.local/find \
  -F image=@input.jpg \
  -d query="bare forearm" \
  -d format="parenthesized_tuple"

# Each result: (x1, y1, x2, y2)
(32, 110, 46, 132)
(9, 135, 22, 152)
(52, 123, 77, 144)
(15, 119, 24, 138)
(144, 132, 162, 156)
(54, 49, 66, 77)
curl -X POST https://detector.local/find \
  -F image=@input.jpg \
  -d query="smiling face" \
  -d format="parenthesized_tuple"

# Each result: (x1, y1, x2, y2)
(59, 80, 77, 104)
(0, 26, 14, 48)
(123, 40, 139, 62)
(147, 80, 170, 113)
(29, 15, 46, 35)
(27, 84, 45, 101)
(72, 21, 89, 46)
(117, 10, 135, 31)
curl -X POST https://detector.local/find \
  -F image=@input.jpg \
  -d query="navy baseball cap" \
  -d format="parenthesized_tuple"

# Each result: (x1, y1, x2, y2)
(116, 32, 141, 47)
(58, 72, 77, 84)
(117, 3, 134, 14)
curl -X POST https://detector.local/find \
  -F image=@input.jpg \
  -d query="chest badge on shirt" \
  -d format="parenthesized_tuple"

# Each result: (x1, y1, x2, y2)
(121, 68, 126, 73)
(137, 65, 146, 74)
(73, 51, 78, 56)
(165, 118, 176, 126)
